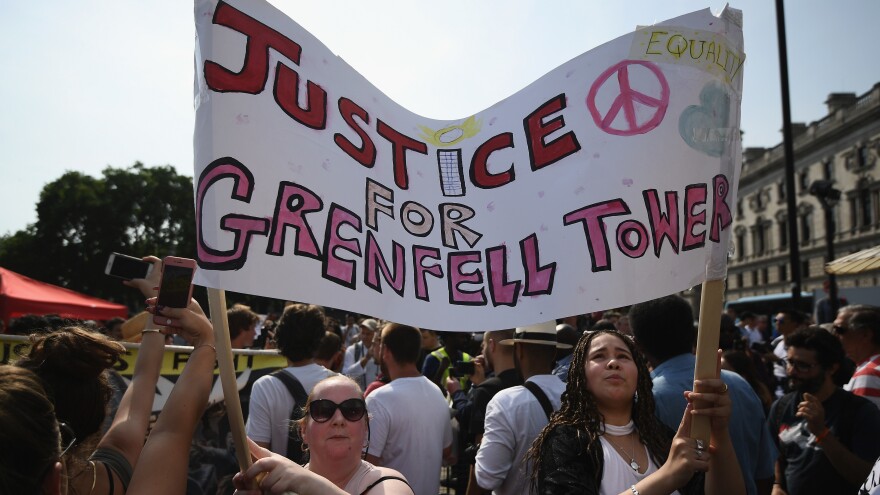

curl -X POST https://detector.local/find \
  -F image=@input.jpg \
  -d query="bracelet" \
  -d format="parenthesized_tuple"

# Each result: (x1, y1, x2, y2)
(815, 427, 831, 445)
(630, 485, 640, 495)
(192, 343, 217, 355)
(141, 328, 162, 335)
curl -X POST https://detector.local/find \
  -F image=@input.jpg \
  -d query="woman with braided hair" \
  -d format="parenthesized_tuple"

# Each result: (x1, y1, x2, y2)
(528, 329, 744, 495)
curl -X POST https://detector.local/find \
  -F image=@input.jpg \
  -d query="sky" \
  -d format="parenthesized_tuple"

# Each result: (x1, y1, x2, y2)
(1, 0, 879, 236)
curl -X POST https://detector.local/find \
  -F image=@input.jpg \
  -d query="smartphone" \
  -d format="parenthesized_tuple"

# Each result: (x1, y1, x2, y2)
(452, 360, 475, 377)
(153, 256, 197, 326)
(105, 253, 153, 280)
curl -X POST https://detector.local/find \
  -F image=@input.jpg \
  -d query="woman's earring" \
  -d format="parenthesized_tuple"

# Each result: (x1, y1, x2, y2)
(301, 442, 309, 452)
(633, 390, 639, 403)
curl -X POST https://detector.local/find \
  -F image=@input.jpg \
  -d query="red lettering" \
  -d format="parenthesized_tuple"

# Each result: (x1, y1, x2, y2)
(470, 132, 515, 189)
(683, 184, 707, 251)
(563, 199, 631, 272)
(204, 1, 302, 94)
(616, 220, 649, 258)
(413, 245, 443, 301)
(709, 174, 733, 242)
(524, 94, 581, 171)
(364, 231, 405, 297)
(334, 97, 376, 167)
(486, 245, 521, 307)
(643, 189, 680, 257)
(273, 63, 327, 129)
(322, 204, 362, 289)
(266, 182, 323, 259)
(448, 251, 486, 305)
(376, 119, 428, 190)
(196, 158, 270, 270)
(520, 234, 556, 296)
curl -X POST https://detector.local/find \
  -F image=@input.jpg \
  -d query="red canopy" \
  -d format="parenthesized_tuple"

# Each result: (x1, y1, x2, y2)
(0, 267, 128, 327)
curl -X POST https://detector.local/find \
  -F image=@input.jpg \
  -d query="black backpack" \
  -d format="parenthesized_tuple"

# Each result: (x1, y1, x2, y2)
(270, 369, 310, 464)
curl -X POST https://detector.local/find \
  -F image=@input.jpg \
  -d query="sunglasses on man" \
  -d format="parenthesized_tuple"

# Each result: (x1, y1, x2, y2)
(784, 358, 818, 373)
(308, 398, 367, 423)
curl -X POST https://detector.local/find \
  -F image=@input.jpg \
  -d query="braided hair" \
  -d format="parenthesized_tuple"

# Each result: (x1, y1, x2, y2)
(528, 329, 671, 490)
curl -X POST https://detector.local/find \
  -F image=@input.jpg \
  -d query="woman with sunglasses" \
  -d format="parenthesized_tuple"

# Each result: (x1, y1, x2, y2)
(233, 375, 413, 495)
(528, 329, 745, 495)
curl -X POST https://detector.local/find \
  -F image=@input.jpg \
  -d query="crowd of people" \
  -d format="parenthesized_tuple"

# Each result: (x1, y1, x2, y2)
(2, 258, 880, 495)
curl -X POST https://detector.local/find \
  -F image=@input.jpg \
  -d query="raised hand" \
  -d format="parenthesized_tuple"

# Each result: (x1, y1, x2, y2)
(123, 255, 163, 297)
(796, 393, 827, 436)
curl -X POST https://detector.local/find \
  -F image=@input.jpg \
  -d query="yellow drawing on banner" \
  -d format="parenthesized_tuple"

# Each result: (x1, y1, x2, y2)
(420, 116, 482, 147)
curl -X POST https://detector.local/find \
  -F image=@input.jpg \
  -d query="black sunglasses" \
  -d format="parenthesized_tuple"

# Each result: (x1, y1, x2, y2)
(785, 358, 818, 373)
(308, 398, 367, 423)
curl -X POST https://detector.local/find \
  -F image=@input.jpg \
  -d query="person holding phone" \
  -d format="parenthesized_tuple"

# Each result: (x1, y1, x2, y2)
(16, 256, 167, 495)
(127, 294, 217, 495)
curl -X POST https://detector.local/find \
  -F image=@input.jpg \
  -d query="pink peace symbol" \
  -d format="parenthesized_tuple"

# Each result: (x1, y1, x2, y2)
(586, 60, 670, 136)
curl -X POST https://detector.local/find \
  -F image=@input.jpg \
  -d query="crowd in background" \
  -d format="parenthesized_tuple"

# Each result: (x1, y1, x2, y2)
(2, 261, 880, 495)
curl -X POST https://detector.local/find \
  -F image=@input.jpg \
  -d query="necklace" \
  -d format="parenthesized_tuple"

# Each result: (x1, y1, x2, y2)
(604, 421, 641, 472)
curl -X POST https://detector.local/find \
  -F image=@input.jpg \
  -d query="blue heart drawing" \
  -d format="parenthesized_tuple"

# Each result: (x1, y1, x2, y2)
(678, 82, 732, 157)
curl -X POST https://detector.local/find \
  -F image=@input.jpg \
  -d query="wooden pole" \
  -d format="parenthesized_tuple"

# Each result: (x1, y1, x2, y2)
(690, 278, 725, 442)
(207, 288, 252, 472)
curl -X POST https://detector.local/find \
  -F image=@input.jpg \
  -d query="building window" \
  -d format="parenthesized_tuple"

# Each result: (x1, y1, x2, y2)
(800, 212, 812, 244)
(736, 272, 744, 287)
(801, 260, 810, 278)
(850, 197, 858, 231)
(754, 224, 765, 256)
(736, 232, 745, 260)
(737, 199, 743, 218)
(860, 187, 874, 229)
(779, 264, 787, 280)
(859, 146, 869, 168)
(778, 181, 786, 203)
(752, 271, 758, 285)
(798, 170, 810, 194)
(779, 218, 789, 249)
(823, 160, 834, 180)
(761, 268, 769, 284)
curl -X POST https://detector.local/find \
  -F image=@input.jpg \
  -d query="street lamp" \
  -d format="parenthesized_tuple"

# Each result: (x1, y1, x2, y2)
(809, 180, 842, 319)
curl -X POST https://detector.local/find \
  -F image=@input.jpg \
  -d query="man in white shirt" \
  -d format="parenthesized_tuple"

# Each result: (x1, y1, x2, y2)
(739, 311, 764, 346)
(475, 321, 570, 495)
(342, 318, 380, 390)
(340, 314, 360, 347)
(246, 304, 337, 457)
(366, 323, 453, 495)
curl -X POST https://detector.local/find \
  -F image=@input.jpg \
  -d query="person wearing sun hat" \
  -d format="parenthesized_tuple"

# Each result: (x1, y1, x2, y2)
(475, 321, 570, 495)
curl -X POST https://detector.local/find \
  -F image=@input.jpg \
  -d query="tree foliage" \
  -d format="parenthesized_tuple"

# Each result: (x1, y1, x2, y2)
(0, 163, 196, 310)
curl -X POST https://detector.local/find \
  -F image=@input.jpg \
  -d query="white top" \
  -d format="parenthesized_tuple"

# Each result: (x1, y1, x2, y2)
(342, 341, 379, 391)
(366, 375, 452, 495)
(341, 324, 360, 347)
(741, 325, 764, 345)
(245, 364, 337, 456)
(475, 374, 566, 495)
(598, 421, 681, 495)
(773, 338, 787, 397)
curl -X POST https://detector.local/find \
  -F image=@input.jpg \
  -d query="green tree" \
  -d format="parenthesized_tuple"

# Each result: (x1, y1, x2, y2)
(0, 163, 196, 311)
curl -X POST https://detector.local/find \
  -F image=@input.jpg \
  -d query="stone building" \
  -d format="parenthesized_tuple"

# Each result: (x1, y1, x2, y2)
(727, 82, 880, 304)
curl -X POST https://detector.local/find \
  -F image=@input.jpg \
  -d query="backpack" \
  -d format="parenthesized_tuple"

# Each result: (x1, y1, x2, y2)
(270, 369, 310, 464)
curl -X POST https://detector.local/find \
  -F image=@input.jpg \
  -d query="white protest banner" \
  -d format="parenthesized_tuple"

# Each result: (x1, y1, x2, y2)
(193, 1, 745, 331)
